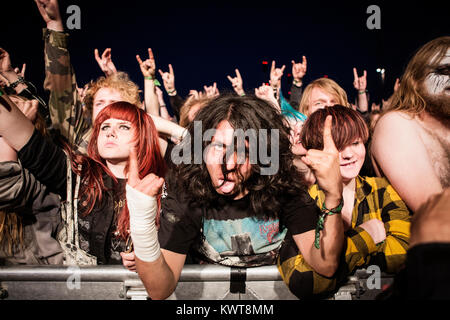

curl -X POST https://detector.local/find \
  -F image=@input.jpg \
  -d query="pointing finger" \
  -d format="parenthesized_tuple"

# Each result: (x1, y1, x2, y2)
(21, 63, 26, 76)
(128, 146, 140, 186)
(322, 115, 337, 152)
(136, 55, 143, 65)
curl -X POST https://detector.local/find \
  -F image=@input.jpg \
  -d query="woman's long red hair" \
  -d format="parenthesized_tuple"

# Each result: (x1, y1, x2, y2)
(74, 101, 166, 240)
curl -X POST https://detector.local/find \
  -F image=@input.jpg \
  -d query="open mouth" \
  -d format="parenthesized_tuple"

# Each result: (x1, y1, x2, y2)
(217, 178, 236, 194)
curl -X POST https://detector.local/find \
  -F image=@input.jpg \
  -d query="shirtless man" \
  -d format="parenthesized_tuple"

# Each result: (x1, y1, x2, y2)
(371, 36, 450, 212)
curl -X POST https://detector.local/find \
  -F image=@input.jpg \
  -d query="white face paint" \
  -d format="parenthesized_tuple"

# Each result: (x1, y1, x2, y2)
(424, 48, 450, 96)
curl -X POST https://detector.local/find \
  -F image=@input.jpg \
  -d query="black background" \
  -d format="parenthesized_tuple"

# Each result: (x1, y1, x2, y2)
(1, 0, 449, 110)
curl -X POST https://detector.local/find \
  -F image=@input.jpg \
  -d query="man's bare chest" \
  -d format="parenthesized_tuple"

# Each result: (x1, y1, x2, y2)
(417, 121, 450, 187)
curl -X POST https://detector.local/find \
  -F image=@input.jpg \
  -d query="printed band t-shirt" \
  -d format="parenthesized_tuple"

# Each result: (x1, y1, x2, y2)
(158, 174, 320, 267)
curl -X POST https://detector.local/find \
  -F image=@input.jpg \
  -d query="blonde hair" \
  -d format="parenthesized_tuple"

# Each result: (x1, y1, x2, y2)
(299, 78, 349, 116)
(386, 36, 450, 115)
(84, 71, 141, 115)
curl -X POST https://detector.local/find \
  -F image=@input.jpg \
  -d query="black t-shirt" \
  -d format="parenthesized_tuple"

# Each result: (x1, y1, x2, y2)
(158, 172, 320, 267)
(108, 178, 128, 264)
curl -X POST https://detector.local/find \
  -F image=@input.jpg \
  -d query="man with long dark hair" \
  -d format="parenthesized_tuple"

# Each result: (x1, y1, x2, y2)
(126, 94, 345, 299)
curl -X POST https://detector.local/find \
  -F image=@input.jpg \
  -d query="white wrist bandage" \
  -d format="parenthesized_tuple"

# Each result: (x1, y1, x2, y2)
(126, 184, 161, 262)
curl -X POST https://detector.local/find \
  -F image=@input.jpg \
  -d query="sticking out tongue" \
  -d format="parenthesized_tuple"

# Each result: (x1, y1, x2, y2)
(218, 179, 235, 194)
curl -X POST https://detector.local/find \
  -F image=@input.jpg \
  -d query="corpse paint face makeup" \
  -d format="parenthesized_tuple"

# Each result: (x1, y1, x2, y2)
(424, 49, 450, 96)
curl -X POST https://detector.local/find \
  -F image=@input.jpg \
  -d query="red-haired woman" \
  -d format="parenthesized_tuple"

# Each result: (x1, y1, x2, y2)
(278, 105, 411, 299)
(0, 95, 166, 268)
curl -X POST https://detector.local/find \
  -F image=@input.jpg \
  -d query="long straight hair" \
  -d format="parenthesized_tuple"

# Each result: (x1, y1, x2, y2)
(74, 102, 166, 240)
(386, 36, 450, 115)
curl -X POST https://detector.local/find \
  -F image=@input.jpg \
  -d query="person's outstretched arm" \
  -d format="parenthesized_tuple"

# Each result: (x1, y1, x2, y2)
(36, 0, 88, 147)
(289, 56, 307, 109)
(294, 116, 345, 277)
(137, 48, 159, 116)
(126, 147, 186, 299)
(353, 68, 369, 113)
(159, 64, 183, 119)
(0, 89, 67, 197)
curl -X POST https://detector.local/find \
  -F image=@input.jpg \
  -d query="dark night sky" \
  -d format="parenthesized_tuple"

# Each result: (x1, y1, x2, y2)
(1, 0, 449, 108)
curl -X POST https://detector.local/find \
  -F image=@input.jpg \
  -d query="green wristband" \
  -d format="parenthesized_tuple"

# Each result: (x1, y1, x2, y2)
(314, 198, 344, 249)
(144, 76, 161, 87)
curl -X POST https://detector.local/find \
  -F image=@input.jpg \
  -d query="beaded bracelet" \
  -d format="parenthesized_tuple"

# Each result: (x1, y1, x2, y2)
(9, 76, 25, 89)
(314, 198, 344, 249)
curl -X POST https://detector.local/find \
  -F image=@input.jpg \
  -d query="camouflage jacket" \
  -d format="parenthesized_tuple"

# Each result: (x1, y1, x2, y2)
(43, 28, 91, 155)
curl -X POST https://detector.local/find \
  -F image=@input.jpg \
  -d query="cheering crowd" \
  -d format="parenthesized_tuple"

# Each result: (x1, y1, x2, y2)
(0, 0, 449, 300)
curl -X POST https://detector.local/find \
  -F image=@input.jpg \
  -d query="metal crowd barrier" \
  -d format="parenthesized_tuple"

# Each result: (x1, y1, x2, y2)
(0, 264, 394, 300)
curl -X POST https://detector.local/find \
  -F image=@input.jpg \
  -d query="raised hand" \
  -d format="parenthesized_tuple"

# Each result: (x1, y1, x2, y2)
(270, 60, 285, 88)
(301, 115, 342, 202)
(291, 56, 307, 82)
(77, 83, 90, 104)
(34, 0, 63, 31)
(94, 48, 117, 76)
(0, 48, 27, 92)
(158, 64, 176, 94)
(127, 147, 164, 198)
(15, 99, 39, 123)
(227, 69, 244, 96)
(255, 83, 275, 100)
(203, 82, 219, 98)
(255, 83, 279, 110)
(136, 48, 156, 79)
(187, 89, 203, 101)
(353, 68, 367, 92)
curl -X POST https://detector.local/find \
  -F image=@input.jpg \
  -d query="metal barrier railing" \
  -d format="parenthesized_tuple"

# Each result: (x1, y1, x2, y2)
(0, 264, 393, 300)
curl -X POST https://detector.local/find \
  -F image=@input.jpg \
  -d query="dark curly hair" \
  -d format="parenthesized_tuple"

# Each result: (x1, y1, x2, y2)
(174, 93, 307, 220)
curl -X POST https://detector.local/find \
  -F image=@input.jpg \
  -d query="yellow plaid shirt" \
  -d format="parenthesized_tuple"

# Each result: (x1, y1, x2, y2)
(277, 176, 410, 299)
